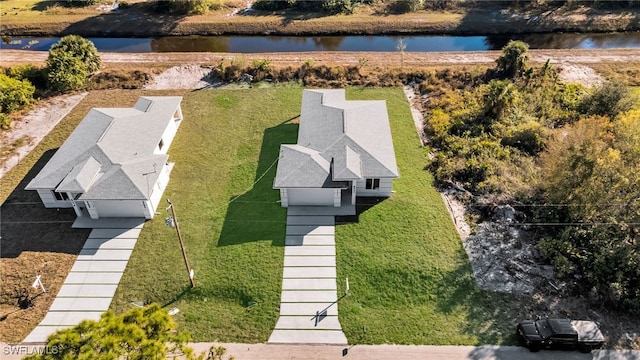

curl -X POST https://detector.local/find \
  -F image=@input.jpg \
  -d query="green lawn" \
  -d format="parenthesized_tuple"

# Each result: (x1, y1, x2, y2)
(335, 88, 516, 345)
(110, 86, 518, 344)
(110, 86, 301, 342)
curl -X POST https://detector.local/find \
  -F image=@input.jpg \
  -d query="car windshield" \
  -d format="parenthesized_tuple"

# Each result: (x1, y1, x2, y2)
(535, 319, 554, 339)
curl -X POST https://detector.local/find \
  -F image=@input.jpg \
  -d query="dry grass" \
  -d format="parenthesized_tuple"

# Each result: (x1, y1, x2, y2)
(590, 62, 640, 86)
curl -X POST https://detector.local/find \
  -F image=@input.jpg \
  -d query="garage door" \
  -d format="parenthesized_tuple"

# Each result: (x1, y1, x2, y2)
(93, 200, 146, 218)
(287, 188, 335, 206)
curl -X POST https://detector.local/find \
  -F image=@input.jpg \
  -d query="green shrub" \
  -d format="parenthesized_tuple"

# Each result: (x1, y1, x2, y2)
(48, 35, 101, 74)
(6, 64, 47, 90)
(47, 49, 89, 92)
(0, 73, 35, 114)
(64, 0, 102, 7)
(389, 0, 424, 13)
(580, 82, 635, 119)
(152, 0, 213, 15)
(46, 35, 100, 92)
(322, 0, 354, 14)
(0, 113, 12, 130)
(252, 58, 271, 72)
(501, 121, 547, 155)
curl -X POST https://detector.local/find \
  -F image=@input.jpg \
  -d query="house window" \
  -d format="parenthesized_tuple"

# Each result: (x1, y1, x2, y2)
(53, 191, 69, 201)
(158, 139, 164, 151)
(365, 178, 380, 190)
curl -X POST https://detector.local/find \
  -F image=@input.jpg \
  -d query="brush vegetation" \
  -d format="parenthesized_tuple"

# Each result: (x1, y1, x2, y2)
(422, 41, 640, 314)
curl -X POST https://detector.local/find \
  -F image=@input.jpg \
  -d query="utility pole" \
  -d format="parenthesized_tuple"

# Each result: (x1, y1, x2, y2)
(166, 199, 195, 288)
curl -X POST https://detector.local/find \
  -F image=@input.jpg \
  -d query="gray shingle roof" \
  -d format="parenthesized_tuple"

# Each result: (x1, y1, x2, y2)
(332, 145, 362, 181)
(56, 156, 101, 193)
(274, 89, 398, 189)
(26, 97, 182, 200)
(273, 145, 345, 188)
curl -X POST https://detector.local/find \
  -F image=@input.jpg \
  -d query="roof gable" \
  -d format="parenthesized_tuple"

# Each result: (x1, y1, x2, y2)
(332, 145, 362, 181)
(273, 145, 332, 188)
(56, 156, 101, 193)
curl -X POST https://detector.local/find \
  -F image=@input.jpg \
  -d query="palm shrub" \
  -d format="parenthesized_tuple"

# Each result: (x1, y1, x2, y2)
(495, 40, 529, 78)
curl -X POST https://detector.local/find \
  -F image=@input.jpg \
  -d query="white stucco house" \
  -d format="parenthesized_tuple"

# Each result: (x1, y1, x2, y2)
(273, 89, 399, 208)
(25, 96, 183, 220)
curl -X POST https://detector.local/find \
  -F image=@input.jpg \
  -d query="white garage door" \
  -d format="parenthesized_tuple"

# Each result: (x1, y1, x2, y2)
(93, 200, 146, 218)
(287, 188, 335, 206)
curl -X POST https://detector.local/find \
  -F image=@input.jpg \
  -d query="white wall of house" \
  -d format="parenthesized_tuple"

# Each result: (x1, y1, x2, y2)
(285, 188, 336, 207)
(355, 178, 394, 197)
(154, 106, 182, 155)
(36, 189, 73, 208)
(86, 199, 150, 219)
(149, 162, 173, 213)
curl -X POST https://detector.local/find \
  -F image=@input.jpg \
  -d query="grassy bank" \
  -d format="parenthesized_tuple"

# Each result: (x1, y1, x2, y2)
(1, 0, 639, 37)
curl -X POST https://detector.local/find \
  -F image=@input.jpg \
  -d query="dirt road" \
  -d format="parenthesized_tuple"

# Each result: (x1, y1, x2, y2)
(2, 48, 640, 68)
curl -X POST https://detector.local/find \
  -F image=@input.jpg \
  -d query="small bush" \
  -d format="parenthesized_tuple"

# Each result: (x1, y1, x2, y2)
(152, 0, 214, 15)
(495, 40, 529, 78)
(64, 0, 102, 7)
(252, 58, 271, 72)
(6, 64, 47, 90)
(388, 0, 423, 13)
(0, 73, 35, 114)
(0, 113, 12, 130)
(580, 82, 635, 119)
(501, 122, 547, 155)
(47, 51, 89, 92)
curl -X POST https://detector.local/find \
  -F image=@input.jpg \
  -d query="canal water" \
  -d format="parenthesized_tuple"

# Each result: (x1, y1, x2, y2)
(2, 32, 640, 53)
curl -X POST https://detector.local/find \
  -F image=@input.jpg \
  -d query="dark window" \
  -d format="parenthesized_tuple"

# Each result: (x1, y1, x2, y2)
(158, 139, 164, 151)
(365, 178, 380, 190)
(53, 191, 69, 201)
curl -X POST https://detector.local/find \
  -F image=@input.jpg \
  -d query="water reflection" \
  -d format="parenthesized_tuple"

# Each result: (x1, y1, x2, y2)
(486, 32, 640, 50)
(1, 32, 639, 53)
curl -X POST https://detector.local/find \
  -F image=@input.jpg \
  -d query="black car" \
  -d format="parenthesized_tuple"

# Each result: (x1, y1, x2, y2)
(516, 318, 605, 353)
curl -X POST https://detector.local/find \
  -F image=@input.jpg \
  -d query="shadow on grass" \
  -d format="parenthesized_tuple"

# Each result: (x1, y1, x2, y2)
(336, 196, 386, 224)
(56, 3, 186, 37)
(1, 149, 90, 258)
(432, 251, 519, 345)
(217, 121, 298, 247)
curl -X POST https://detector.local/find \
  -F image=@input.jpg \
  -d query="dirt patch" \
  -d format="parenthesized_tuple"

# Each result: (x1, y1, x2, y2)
(0, 92, 87, 179)
(144, 64, 216, 90)
(558, 63, 605, 87)
(0, 197, 90, 343)
(402, 85, 428, 146)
